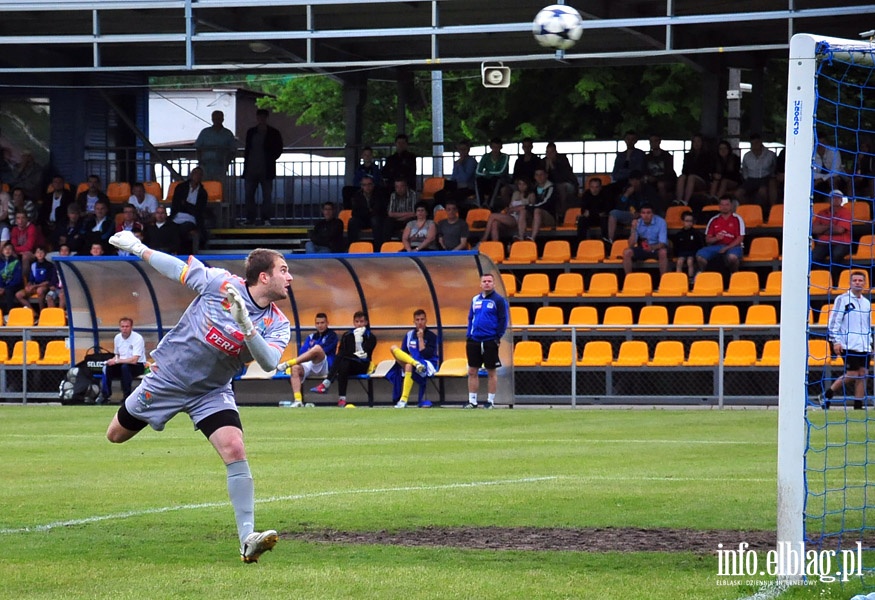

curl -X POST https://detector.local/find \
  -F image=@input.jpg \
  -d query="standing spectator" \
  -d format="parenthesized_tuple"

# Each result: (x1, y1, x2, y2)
(476, 137, 511, 209)
(386, 177, 418, 240)
(644, 135, 677, 206)
(465, 272, 508, 409)
(811, 189, 852, 266)
(382, 133, 417, 192)
(347, 175, 388, 247)
(738, 133, 777, 209)
(695, 196, 745, 274)
(83, 200, 114, 255)
(820, 270, 872, 410)
(388, 309, 439, 408)
(16, 246, 57, 310)
(511, 137, 542, 185)
(76, 174, 109, 215)
(611, 130, 647, 188)
(305, 201, 345, 253)
(101, 316, 147, 402)
(671, 210, 705, 279)
(309, 310, 376, 408)
(709, 140, 742, 199)
(352, 146, 383, 189)
(0, 242, 22, 314)
(127, 182, 159, 225)
(543, 141, 579, 218)
(276, 312, 338, 408)
(171, 166, 209, 253)
(144, 205, 180, 254)
(195, 110, 237, 181)
(10, 210, 41, 272)
(53, 204, 86, 255)
(242, 108, 284, 225)
(622, 203, 668, 274)
(674, 134, 712, 207)
(436, 200, 469, 251)
(401, 201, 437, 252)
(40, 175, 75, 231)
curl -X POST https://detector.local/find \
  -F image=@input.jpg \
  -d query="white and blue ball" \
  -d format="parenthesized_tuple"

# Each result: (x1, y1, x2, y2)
(533, 5, 584, 50)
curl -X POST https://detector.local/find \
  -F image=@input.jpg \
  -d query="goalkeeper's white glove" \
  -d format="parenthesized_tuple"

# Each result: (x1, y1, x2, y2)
(225, 286, 254, 336)
(109, 231, 148, 258)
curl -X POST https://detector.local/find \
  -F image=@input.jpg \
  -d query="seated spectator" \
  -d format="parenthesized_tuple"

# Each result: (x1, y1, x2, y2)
(309, 310, 376, 407)
(606, 171, 656, 242)
(476, 137, 511, 209)
(671, 210, 705, 279)
(10, 210, 41, 273)
(348, 175, 388, 248)
(696, 196, 745, 273)
(144, 205, 180, 255)
(483, 177, 532, 242)
(436, 140, 478, 207)
(543, 141, 578, 217)
(171, 166, 209, 253)
(436, 200, 469, 251)
(101, 316, 146, 402)
(577, 176, 611, 242)
(305, 201, 345, 254)
(386, 177, 418, 240)
(387, 309, 439, 408)
(381, 133, 417, 193)
(9, 187, 38, 227)
(853, 140, 874, 199)
(0, 242, 23, 314)
(709, 140, 742, 199)
(16, 246, 58, 310)
(518, 167, 558, 241)
(89, 242, 104, 257)
(0, 190, 11, 239)
(114, 204, 144, 240)
(402, 201, 437, 252)
(611, 130, 647, 189)
(674, 134, 712, 207)
(352, 146, 383, 189)
(76, 174, 109, 215)
(83, 200, 114, 254)
(738, 133, 777, 209)
(622, 203, 668, 274)
(128, 182, 159, 225)
(40, 174, 75, 232)
(276, 312, 338, 408)
(811, 189, 852, 266)
(813, 142, 844, 196)
(511, 137, 542, 185)
(644, 135, 677, 206)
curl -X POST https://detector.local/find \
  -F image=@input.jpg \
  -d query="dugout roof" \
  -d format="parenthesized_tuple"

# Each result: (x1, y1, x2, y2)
(1, 0, 874, 75)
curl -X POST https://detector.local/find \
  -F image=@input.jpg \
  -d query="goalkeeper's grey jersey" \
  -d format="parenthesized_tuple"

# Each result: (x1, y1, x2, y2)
(828, 291, 873, 353)
(150, 256, 290, 395)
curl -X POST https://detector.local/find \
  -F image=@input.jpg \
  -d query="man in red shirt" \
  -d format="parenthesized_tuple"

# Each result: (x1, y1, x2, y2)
(811, 189, 852, 266)
(695, 196, 745, 273)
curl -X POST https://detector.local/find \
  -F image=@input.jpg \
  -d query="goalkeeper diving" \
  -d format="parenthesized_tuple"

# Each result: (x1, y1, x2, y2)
(104, 230, 292, 563)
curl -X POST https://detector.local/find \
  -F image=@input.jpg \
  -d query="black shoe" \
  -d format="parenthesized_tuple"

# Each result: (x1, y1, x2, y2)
(818, 393, 829, 410)
(854, 400, 863, 410)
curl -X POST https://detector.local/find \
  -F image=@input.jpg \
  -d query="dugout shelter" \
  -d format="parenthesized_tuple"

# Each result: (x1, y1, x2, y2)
(54, 250, 514, 405)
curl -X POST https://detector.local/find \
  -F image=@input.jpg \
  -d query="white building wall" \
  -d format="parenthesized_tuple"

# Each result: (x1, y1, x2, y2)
(148, 89, 238, 146)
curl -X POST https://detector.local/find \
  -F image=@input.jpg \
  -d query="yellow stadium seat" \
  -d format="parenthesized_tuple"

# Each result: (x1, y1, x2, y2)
(548, 273, 583, 298)
(808, 270, 832, 296)
(850, 234, 875, 263)
(723, 340, 758, 366)
(736, 204, 763, 227)
(602, 305, 633, 327)
(637, 305, 669, 327)
(556, 208, 581, 231)
(808, 339, 833, 367)
(761, 271, 782, 296)
(765, 204, 784, 227)
(726, 271, 760, 296)
(578, 341, 613, 367)
(380, 241, 404, 253)
(533, 306, 564, 327)
(746, 237, 780, 261)
(433, 209, 448, 224)
(75, 181, 89, 197)
(6, 307, 34, 327)
(478, 241, 505, 264)
(757, 340, 781, 366)
(106, 181, 131, 204)
(567, 306, 598, 328)
(516, 273, 550, 298)
(745, 305, 777, 326)
(348, 241, 374, 254)
(0, 340, 7, 363)
(420, 177, 445, 201)
(37, 307, 66, 327)
(513, 341, 543, 367)
(338, 209, 352, 232)
(7, 340, 40, 365)
(613, 340, 649, 366)
(665, 205, 688, 229)
(435, 357, 470, 377)
(500, 273, 517, 297)
(504, 240, 539, 265)
(582, 272, 618, 297)
(647, 341, 685, 366)
(673, 305, 705, 327)
(816, 303, 831, 326)
(652, 272, 689, 297)
(466, 208, 491, 232)
(617, 272, 653, 297)
(569, 240, 605, 264)
(142, 181, 163, 200)
(833, 269, 870, 295)
(688, 271, 723, 297)
(509, 306, 529, 327)
(542, 341, 576, 367)
(708, 304, 741, 326)
(852, 200, 871, 224)
(603, 239, 628, 264)
(202, 180, 223, 202)
(36, 340, 71, 365)
(683, 340, 720, 366)
(536, 240, 571, 264)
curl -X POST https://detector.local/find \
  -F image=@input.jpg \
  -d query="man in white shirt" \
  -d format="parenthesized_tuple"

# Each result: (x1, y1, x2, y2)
(102, 316, 146, 402)
(813, 143, 844, 195)
(739, 133, 777, 208)
(127, 182, 159, 224)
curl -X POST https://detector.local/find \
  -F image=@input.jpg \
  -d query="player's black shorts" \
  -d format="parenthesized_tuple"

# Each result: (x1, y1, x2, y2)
(466, 339, 501, 370)
(843, 351, 870, 371)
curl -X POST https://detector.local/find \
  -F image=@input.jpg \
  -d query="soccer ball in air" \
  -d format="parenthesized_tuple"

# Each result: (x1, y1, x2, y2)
(532, 5, 583, 50)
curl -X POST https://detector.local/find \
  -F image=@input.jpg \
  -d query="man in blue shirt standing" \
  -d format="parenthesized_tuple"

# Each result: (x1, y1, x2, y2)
(622, 203, 669, 275)
(465, 273, 508, 409)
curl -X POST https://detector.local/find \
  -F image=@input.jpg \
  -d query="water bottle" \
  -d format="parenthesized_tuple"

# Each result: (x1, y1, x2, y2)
(278, 401, 292, 407)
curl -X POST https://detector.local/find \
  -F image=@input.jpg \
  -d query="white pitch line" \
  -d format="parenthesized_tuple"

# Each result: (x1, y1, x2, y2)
(0, 476, 558, 535)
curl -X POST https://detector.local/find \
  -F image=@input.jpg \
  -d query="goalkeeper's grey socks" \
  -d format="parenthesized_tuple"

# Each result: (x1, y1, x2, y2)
(227, 459, 255, 545)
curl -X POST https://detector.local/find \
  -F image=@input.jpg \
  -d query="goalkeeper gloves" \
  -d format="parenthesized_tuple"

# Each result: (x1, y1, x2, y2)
(225, 286, 255, 336)
(109, 231, 148, 258)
